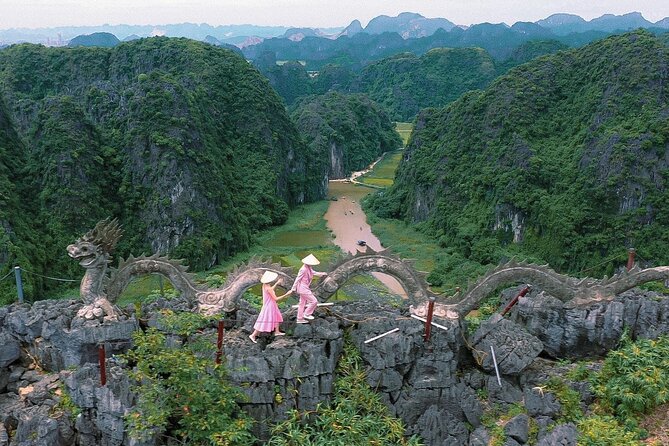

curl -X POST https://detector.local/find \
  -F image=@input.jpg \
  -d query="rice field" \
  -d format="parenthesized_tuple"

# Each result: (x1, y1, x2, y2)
(357, 150, 403, 188)
(394, 122, 414, 147)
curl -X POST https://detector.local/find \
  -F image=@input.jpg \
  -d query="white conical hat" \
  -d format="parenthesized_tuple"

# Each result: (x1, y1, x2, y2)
(301, 254, 320, 265)
(260, 270, 278, 284)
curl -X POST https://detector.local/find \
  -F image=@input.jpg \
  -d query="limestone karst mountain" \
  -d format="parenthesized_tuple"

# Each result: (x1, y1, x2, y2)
(0, 37, 323, 299)
(370, 30, 669, 275)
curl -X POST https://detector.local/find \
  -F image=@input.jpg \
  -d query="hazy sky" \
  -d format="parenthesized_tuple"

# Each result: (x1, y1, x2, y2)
(1, 0, 667, 29)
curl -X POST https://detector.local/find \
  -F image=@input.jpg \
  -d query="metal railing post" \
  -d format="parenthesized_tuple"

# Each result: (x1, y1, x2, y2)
(14, 266, 24, 304)
(215, 320, 224, 365)
(423, 297, 435, 342)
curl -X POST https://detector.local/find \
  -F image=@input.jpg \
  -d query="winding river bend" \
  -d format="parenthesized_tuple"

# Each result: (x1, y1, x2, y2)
(324, 180, 407, 297)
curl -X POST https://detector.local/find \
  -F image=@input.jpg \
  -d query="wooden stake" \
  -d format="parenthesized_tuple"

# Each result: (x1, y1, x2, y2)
(99, 344, 106, 386)
(215, 320, 224, 365)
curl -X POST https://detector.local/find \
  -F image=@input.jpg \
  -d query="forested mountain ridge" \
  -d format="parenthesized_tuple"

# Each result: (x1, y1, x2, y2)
(0, 38, 321, 300)
(242, 21, 668, 70)
(352, 47, 498, 121)
(259, 40, 567, 120)
(370, 30, 669, 275)
(290, 92, 401, 179)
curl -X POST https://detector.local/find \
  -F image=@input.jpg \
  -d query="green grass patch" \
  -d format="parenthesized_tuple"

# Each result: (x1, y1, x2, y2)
(116, 275, 175, 308)
(363, 209, 482, 293)
(638, 280, 669, 295)
(394, 122, 414, 147)
(364, 215, 439, 272)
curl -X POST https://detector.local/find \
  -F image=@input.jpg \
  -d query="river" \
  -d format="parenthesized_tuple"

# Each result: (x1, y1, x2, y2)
(324, 181, 407, 297)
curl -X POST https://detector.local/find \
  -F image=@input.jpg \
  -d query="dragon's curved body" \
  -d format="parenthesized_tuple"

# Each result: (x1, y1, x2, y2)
(414, 260, 669, 318)
(69, 220, 669, 320)
(313, 247, 436, 305)
(195, 260, 294, 314)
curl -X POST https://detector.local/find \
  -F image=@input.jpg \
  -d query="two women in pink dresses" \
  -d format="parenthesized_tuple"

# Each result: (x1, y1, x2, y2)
(249, 254, 327, 342)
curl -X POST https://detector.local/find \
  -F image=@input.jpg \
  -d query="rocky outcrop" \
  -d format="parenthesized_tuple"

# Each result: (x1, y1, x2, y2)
(511, 289, 669, 358)
(290, 91, 402, 181)
(0, 286, 667, 445)
(470, 314, 544, 375)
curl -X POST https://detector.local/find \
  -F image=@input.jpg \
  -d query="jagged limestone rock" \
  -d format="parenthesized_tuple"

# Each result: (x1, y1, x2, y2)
(537, 423, 577, 446)
(504, 413, 530, 444)
(0, 332, 20, 368)
(470, 314, 544, 375)
(512, 289, 669, 357)
(469, 426, 491, 446)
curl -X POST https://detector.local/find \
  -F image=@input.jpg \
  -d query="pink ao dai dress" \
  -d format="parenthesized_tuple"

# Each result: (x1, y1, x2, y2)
(253, 285, 283, 332)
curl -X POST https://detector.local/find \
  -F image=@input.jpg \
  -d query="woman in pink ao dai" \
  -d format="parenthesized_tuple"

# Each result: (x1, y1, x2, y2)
(249, 270, 290, 343)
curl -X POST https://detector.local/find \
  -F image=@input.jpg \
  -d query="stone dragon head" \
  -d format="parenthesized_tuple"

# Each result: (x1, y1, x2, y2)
(67, 218, 123, 270)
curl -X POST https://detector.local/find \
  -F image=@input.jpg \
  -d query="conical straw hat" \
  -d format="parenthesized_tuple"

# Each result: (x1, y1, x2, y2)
(260, 270, 278, 283)
(301, 254, 320, 265)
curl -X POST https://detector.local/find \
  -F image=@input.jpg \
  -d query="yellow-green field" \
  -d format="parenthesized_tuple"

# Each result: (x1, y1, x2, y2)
(395, 122, 414, 147)
(366, 217, 441, 281)
(358, 150, 403, 188)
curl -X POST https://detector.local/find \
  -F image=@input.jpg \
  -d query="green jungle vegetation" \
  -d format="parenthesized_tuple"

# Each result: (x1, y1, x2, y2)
(0, 96, 38, 298)
(353, 48, 498, 121)
(258, 40, 568, 121)
(123, 311, 256, 445)
(290, 91, 402, 178)
(0, 38, 404, 304)
(0, 37, 329, 302)
(369, 30, 669, 284)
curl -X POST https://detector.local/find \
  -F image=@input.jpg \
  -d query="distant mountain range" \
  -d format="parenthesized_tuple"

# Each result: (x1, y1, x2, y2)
(0, 11, 666, 47)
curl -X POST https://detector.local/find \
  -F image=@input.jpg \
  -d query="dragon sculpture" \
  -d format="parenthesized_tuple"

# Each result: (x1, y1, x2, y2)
(66, 218, 123, 320)
(68, 219, 669, 321)
(412, 259, 669, 318)
(67, 219, 295, 319)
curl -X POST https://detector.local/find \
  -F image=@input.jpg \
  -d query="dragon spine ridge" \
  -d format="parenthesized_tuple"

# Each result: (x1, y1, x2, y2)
(70, 220, 669, 320)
